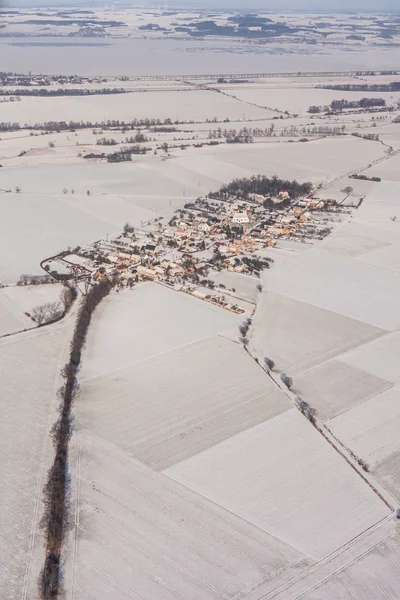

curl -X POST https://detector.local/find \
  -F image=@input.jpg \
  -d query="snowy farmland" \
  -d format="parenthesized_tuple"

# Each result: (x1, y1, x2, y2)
(63, 432, 308, 600)
(0, 320, 72, 600)
(78, 335, 291, 470)
(261, 247, 400, 331)
(80, 283, 244, 380)
(249, 290, 384, 377)
(165, 409, 390, 560)
(0, 89, 273, 126)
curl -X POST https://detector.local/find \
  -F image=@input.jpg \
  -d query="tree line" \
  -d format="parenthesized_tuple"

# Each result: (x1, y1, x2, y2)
(41, 279, 115, 600)
(316, 82, 400, 92)
(0, 88, 128, 97)
(211, 175, 313, 200)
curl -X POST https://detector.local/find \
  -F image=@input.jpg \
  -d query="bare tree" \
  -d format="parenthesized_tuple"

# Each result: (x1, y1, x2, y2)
(15, 186, 21, 193)
(62, 188, 68, 195)
(264, 356, 275, 370)
(32, 304, 49, 325)
(48, 141, 55, 148)
(46, 301, 62, 322)
(280, 373, 293, 389)
(32, 301, 62, 325)
(341, 186, 353, 201)
(86, 190, 91, 196)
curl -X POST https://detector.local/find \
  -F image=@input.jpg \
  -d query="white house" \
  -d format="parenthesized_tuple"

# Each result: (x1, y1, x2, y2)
(231, 212, 250, 225)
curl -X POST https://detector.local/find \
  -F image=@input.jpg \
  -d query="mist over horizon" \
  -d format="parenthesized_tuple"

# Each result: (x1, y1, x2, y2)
(4, 0, 400, 12)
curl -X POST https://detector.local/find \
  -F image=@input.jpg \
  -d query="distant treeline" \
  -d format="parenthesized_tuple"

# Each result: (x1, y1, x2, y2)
(316, 82, 400, 92)
(20, 18, 126, 27)
(0, 88, 127, 97)
(210, 175, 313, 200)
(0, 117, 182, 133)
(308, 97, 387, 113)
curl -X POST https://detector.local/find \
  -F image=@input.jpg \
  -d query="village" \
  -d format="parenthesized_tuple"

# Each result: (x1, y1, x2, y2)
(41, 184, 347, 314)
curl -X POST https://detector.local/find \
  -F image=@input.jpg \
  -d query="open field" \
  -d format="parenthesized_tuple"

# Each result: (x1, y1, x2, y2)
(223, 84, 400, 116)
(249, 291, 385, 377)
(296, 360, 392, 422)
(165, 409, 390, 560)
(0, 89, 273, 125)
(272, 523, 400, 600)
(80, 284, 243, 381)
(63, 432, 308, 600)
(340, 330, 400, 385)
(262, 247, 400, 331)
(172, 136, 387, 185)
(78, 335, 291, 471)
(0, 320, 72, 600)
(328, 387, 400, 469)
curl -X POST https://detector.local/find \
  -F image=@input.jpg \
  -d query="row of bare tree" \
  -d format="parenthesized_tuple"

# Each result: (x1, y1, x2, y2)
(40, 279, 115, 599)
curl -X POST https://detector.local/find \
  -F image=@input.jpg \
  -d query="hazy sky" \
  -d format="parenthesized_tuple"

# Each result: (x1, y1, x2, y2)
(3, 0, 400, 11)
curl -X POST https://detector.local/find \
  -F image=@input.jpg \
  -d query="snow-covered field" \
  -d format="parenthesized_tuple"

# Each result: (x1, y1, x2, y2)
(80, 284, 244, 381)
(222, 84, 400, 116)
(249, 290, 384, 377)
(261, 247, 400, 331)
(296, 360, 392, 421)
(0, 89, 273, 125)
(0, 320, 72, 600)
(165, 409, 390, 560)
(64, 432, 307, 600)
(78, 335, 290, 470)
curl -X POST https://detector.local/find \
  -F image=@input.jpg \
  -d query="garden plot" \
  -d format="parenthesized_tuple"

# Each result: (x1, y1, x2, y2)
(262, 247, 400, 331)
(0, 191, 154, 283)
(328, 387, 400, 470)
(249, 291, 384, 377)
(78, 335, 291, 470)
(339, 330, 400, 385)
(0, 321, 71, 600)
(0, 89, 271, 125)
(295, 360, 392, 422)
(80, 284, 243, 381)
(165, 409, 390, 560)
(63, 432, 306, 600)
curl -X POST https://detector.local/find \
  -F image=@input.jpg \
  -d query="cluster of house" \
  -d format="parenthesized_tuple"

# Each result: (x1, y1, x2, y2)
(164, 191, 336, 261)
(42, 188, 339, 314)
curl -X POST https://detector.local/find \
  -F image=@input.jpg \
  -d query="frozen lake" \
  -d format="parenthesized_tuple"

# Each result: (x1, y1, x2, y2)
(2, 37, 400, 76)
